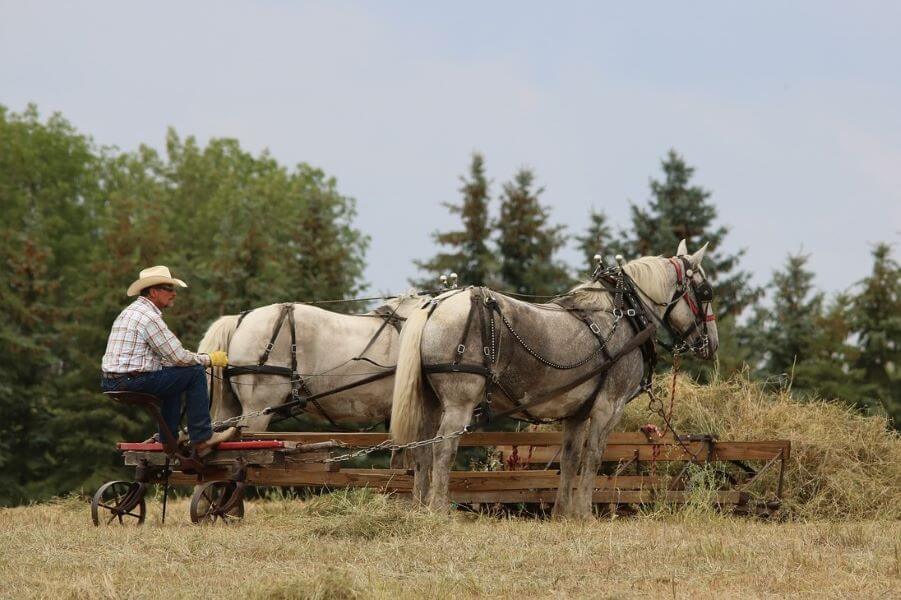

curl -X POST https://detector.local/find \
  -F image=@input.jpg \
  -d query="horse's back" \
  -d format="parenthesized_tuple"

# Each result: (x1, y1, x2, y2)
(421, 288, 607, 364)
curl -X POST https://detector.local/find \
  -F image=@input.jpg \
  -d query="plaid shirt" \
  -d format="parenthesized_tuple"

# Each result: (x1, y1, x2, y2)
(102, 296, 209, 374)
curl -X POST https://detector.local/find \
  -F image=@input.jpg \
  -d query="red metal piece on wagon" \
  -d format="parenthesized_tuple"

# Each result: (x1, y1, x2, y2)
(640, 423, 664, 440)
(117, 440, 286, 452)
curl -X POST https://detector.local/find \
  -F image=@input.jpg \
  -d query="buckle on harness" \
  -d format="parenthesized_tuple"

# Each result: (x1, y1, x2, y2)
(457, 344, 466, 355)
(612, 308, 624, 319)
(589, 323, 601, 334)
(626, 309, 637, 317)
(264, 342, 274, 353)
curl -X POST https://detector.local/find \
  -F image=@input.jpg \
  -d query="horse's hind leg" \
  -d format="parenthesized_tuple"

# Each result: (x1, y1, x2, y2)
(411, 389, 441, 505)
(552, 416, 589, 519)
(425, 374, 481, 512)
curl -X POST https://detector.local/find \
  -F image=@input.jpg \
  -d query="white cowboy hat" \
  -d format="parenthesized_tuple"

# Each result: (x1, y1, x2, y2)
(126, 265, 188, 296)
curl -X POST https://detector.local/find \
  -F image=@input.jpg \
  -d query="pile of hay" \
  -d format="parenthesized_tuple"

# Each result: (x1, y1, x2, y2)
(617, 372, 901, 520)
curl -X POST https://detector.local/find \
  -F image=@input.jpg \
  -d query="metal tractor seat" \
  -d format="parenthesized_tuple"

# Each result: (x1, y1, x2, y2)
(104, 391, 181, 453)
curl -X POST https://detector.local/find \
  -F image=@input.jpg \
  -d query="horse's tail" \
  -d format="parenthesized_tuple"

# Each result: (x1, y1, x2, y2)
(198, 315, 241, 420)
(390, 304, 430, 444)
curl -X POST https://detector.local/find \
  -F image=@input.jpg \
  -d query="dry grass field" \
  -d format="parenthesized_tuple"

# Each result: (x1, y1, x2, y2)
(3, 374, 899, 599)
(1, 492, 899, 599)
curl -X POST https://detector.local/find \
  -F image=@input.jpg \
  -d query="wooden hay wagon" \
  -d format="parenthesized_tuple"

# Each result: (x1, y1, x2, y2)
(225, 430, 789, 517)
(93, 393, 789, 524)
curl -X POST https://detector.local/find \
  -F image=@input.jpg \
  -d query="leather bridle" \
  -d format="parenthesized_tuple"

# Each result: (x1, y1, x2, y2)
(627, 256, 715, 355)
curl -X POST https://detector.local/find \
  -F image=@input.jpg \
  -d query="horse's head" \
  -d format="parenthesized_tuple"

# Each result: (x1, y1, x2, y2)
(658, 240, 719, 359)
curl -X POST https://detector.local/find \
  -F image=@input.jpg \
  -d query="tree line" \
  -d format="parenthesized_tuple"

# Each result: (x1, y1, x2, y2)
(0, 105, 367, 504)
(0, 105, 897, 505)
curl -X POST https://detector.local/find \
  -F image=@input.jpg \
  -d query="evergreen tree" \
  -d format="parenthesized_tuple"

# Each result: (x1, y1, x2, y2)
(618, 150, 758, 317)
(791, 293, 864, 405)
(495, 168, 569, 296)
(752, 253, 823, 377)
(744, 252, 863, 401)
(848, 244, 901, 426)
(574, 208, 612, 278)
(413, 153, 495, 288)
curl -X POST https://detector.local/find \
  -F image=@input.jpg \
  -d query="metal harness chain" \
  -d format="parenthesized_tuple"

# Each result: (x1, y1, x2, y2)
(496, 309, 622, 370)
(641, 337, 710, 462)
(212, 406, 274, 429)
(320, 427, 472, 463)
(495, 272, 628, 370)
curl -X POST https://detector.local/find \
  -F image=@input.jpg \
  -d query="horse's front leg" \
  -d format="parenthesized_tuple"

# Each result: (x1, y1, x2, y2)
(572, 396, 622, 518)
(552, 415, 589, 519)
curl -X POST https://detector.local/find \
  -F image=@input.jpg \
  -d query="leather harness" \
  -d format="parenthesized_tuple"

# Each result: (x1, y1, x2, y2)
(222, 302, 406, 427)
(421, 260, 712, 428)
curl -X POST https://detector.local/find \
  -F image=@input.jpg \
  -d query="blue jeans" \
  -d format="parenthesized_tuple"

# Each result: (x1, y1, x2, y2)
(101, 365, 213, 444)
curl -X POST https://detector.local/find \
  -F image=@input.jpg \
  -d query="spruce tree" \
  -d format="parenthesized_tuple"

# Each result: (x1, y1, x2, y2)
(495, 168, 569, 296)
(849, 244, 901, 426)
(746, 253, 822, 381)
(413, 153, 495, 288)
(619, 150, 758, 317)
(574, 209, 612, 278)
(743, 252, 863, 401)
(791, 293, 864, 405)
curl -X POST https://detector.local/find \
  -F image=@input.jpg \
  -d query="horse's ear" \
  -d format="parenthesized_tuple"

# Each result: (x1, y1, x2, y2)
(688, 242, 709, 268)
(677, 238, 688, 256)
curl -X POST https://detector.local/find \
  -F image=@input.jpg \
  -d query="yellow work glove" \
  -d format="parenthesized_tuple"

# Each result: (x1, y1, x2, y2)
(209, 351, 229, 368)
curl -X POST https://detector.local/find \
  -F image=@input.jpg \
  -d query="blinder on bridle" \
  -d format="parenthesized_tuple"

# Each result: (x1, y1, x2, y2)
(693, 278, 714, 303)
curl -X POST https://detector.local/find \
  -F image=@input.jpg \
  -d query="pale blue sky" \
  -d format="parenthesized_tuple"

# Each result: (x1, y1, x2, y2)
(2, 1, 899, 300)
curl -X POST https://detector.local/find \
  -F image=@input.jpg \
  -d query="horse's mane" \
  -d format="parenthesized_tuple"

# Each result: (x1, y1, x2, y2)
(569, 256, 671, 308)
(370, 288, 422, 313)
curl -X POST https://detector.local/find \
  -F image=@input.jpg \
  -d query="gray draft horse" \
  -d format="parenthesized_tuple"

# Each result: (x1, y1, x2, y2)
(198, 294, 424, 431)
(390, 242, 719, 518)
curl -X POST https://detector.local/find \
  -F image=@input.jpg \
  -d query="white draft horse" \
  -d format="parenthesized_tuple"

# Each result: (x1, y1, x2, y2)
(198, 294, 424, 431)
(390, 242, 719, 518)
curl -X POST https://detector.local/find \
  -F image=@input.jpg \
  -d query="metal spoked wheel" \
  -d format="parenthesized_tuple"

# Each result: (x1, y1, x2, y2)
(91, 480, 147, 526)
(190, 481, 245, 524)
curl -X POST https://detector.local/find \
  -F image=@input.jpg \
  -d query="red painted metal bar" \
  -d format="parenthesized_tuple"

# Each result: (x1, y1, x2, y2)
(116, 440, 285, 452)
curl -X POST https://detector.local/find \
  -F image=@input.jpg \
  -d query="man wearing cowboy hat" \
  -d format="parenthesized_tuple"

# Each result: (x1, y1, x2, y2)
(101, 266, 236, 454)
